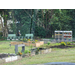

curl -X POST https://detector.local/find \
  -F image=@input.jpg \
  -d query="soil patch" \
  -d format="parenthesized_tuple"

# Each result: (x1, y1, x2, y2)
(50, 45, 75, 49)
(0, 54, 16, 59)
(31, 48, 46, 51)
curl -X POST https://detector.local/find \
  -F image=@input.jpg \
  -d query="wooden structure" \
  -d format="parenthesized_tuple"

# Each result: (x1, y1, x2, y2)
(55, 31, 72, 42)
(10, 41, 44, 47)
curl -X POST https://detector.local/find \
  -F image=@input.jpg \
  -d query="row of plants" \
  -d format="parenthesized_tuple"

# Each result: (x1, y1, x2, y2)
(20, 38, 38, 43)
(17, 41, 75, 56)
(17, 50, 31, 56)
(60, 42, 72, 46)
(17, 48, 39, 56)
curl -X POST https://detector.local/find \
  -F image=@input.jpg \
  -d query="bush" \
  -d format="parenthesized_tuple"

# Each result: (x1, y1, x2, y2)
(61, 42, 66, 46)
(35, 26, 46, 38)
(35, 40, 38, 42)
(47, 42, 50, 45)
(23, 38, 27, 42)
(67, 42, 71, 45)
(24, 50, 29, 54)
(0, 36, 6, 40)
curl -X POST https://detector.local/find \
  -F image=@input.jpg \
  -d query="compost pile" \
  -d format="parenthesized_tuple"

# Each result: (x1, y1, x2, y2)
(0, 54, 16, 59)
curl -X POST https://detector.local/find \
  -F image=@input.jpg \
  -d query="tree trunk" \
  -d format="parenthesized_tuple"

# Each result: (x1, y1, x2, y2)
(41, 9, 45, 28)
(2, 11, 8, 37)
(30, 9, 33, 34)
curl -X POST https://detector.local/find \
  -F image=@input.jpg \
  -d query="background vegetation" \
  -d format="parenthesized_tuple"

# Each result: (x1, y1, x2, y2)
(0, 9, 75, 38)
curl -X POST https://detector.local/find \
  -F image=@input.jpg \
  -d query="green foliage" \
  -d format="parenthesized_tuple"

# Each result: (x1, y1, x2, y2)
(61, 42, 66, 46)
(17, 52, 22, 56)
(1, 9, 75, 38)
(67, 42, 71, 45)
(24, 50, 29, 54)
(47, 42, 50, 45)
(35, 26, 46, 38)
(51, 9, 72, 31)
(37, 48, 40, 51)
(0, 36, 6, 40)
(29, 51, 31, 53)
(23, 38, 28, 42)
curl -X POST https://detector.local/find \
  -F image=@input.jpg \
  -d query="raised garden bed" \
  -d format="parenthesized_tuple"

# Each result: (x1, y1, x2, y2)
(0, 53, 22, 64)
(50, 44, 75, 49)
(22, 47, 52, 58)
(31, 48, 52, 54)
(10, 41, 44, 47)
(0, 53, 16, 59)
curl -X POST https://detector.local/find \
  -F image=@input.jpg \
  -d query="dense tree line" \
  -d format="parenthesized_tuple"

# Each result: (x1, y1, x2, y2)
(0, 9, 75, 38)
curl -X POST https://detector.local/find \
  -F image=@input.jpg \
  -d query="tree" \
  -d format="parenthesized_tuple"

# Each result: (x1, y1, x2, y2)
(0, 9, 10, 37)
(66, 9, 75, 37)
(50, 9, 72, 30)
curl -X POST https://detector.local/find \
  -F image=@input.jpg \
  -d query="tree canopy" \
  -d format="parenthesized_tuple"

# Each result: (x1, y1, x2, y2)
(0, 9, 75, 38)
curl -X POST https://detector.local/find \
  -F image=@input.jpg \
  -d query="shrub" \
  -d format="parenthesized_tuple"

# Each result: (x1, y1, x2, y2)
(32, 41, 35, 43)
(67, 42, 71, 45)
(23, 38, 27, 42)
(37, 48, 40, 51)
(61, 42, 66, 46)
(29, 51, 31, 53)
(47, 42, 50, 45)
(24, 50, 29, 54)
(35, 40, 38, 42)
(0, 36, 6, 40)
(20, 39, 23, 41)
(28, 39, 31, 41)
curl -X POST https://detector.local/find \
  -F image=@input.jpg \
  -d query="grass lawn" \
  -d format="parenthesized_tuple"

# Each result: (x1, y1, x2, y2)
(0, 40, 34, 54)
(0, 41, 75, 65)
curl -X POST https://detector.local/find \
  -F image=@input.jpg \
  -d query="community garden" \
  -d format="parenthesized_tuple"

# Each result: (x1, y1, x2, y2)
(0, 39, 75, 65)
(0, 9, 75, 65)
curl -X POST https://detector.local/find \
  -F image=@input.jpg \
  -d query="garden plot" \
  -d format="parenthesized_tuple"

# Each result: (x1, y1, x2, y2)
(50, 42, 75, 49)
(0, 53, 22, 64)
(10, 41, 44, 47)
(30, 48, 52, 55)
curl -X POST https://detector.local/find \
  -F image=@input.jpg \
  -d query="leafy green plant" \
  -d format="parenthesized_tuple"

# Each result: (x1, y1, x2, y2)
(29, 51, 31, 56)
(23, 38, 27, 42)
(0, 36, 6, 40)
(29, 51, 31, 53)
(28, 39, 31, 41)
(32, 41, 35, 43)
(47, 42, 50, 45)
(24, 50, 29, 54)
(61, 42, 66, 46)
(35, 48, 40, 55)
(35, 40, 38, 42)
(37, 48, 40, 51)
(67, 42, 71, 45)
(20, 39, 23, 41)
(18, 52, 22, 56)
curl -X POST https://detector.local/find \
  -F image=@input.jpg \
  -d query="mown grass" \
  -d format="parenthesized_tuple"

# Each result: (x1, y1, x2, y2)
(0, 40, 34, 53)
(0, 41, 75, 65)
(2, 48, 75, 65)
